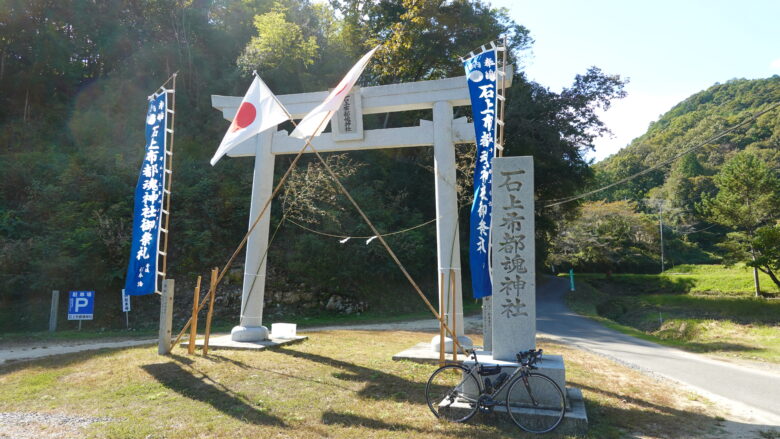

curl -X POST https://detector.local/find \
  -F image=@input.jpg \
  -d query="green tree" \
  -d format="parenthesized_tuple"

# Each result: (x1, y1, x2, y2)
(237, 3, 319, 76)
(548, 200, 659, 272)
(702, 152, 780, 295)
(750, 224, 780, 289)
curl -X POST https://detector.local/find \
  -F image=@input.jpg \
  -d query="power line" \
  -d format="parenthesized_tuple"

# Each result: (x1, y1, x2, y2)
(541, 101, 780, 209)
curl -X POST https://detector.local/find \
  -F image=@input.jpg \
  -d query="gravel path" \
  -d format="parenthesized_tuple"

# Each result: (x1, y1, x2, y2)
(0, 339, 156, 366)
(0, 412, 112, 439)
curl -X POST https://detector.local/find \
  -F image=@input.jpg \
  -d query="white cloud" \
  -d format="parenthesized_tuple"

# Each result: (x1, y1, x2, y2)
(588, 92, 688, 162)
(770, 58, 780, 70)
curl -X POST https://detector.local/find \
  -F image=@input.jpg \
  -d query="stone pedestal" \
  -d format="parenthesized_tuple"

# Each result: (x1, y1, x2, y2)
(430, 335, 474, 353)
(463, 350, 588, 435)
(230, 325, 269, 342)
(463, 351, 566, 407)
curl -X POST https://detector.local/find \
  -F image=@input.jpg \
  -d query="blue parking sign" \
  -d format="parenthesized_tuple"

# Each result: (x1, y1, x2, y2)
(68, 291, 95, 320)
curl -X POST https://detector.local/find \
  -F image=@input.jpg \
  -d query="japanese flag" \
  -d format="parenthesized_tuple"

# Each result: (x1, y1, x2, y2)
(211, 76, 289, 166)
(290, 46, 380, 140)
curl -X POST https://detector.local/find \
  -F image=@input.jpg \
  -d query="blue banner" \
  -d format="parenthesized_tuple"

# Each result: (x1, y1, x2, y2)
(125, 93, 167, 295)
(464, 49, 498, 299)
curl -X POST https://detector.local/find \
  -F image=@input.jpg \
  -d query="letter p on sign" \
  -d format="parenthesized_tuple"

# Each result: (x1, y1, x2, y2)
(68, 291, 95, 320)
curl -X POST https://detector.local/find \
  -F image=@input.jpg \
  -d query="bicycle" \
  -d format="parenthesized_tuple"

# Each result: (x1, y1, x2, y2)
(425, 348, 565, 434)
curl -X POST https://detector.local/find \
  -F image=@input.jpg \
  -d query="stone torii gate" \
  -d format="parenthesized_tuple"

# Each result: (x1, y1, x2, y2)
(212, 69, 513, 349)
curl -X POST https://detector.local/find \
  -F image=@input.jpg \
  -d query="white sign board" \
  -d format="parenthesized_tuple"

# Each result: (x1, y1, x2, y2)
(331, 88, 364, 141)
(122, 289, 131, 313)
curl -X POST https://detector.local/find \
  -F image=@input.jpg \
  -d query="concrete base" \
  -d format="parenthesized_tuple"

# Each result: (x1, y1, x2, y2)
(463, 351, 567, 407)
(447, 387, 588, 435)
(182, 334, 306, 351)
(394, 345, 588, 434)
(430, 335, 474, 354)
(393, 342, 471, 363)
(497, 387, 588, 435)
(231, 325, 268, 342)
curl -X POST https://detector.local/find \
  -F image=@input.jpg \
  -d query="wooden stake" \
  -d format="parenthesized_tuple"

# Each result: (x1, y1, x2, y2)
(203, 268, 217, 356)
(439, 271, 445, 367)
(188, 276, 201, 354)
(451, 270, 458, 362)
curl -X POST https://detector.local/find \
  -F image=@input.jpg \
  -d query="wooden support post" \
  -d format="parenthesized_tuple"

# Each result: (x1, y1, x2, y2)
(158, 279, 175, 355)
(188, 276, 202, 354)
(438, 272, 445, 367)
(451, 270, 458, 362)
(203, 268, 217, 356)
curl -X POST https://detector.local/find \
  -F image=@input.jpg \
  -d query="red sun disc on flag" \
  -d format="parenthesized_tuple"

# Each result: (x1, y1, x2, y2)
(231, 102, 256, 132)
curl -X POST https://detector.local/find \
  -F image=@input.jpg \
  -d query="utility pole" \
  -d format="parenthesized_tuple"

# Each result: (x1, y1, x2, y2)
(658, 202, 665, 273)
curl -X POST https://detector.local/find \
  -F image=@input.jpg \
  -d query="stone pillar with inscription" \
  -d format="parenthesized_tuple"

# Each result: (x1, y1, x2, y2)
(464, 155, 588, 433)
(491, 156, 535, 361)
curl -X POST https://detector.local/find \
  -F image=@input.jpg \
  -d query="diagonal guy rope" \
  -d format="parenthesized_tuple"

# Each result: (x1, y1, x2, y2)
(172, 110, 467, 356)
(286, 217, 437, 241)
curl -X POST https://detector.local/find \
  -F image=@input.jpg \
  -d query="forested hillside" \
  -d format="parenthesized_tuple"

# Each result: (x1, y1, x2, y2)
(549, 77, 780, 285)
(596, 77, 780, 203)
(0, 0, 627, 330)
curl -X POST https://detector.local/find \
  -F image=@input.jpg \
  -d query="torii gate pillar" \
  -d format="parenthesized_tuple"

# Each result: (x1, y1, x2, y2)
(230, 129, 275, 342)
(431, 101, 470, 352)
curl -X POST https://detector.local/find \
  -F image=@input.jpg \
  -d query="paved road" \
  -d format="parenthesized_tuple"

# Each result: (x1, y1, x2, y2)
(536, 276, 780, 425)
(0, 339, 156, 365)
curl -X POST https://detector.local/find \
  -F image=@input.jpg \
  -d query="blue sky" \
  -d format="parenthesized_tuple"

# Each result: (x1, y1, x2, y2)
(490, 0, 780, 161)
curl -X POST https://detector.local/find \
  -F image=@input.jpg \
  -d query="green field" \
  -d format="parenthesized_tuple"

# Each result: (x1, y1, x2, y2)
(576, 264, 780, 296)
(568, 265, 780, 363)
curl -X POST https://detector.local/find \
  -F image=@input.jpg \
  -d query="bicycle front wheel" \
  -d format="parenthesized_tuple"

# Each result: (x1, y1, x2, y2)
(505, 372, 565, 434)
(425, 365, 480, 423)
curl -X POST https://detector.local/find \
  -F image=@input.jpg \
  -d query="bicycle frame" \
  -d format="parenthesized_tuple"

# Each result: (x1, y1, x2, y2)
(455, 361, 529, 405)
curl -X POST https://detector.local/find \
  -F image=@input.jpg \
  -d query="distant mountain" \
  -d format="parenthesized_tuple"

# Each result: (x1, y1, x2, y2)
(594, 76, 780, 204)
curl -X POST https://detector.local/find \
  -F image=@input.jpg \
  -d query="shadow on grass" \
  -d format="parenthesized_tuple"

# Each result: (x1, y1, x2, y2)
(203, 353, 356, 392)
(273, 346, 427, 404)
(141, 358, 286, 426)
(322, 410, 423, 432)
(321, 410, 555, 438)
(575, 381, 780, 438)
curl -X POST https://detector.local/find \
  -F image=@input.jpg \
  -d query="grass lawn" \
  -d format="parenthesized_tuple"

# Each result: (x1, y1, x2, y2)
(575, 264, 780, 296)
(0, 330, 736, 438)
(568, 266, 780, 364)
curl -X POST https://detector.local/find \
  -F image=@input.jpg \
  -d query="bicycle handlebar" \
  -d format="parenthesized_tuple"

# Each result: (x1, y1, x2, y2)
(516, 348, 543, 367)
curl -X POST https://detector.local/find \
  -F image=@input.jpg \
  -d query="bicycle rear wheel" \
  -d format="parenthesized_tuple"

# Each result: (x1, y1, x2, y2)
(505, 372, 565, 433)
(425, 365, 480, 423)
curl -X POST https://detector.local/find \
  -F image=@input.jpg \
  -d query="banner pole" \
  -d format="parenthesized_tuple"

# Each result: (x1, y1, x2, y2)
(451, 269, 458, 362)
(439, 272, 445, 366)
(158, 73, 177, 294)
(497, 35, 508, 158)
